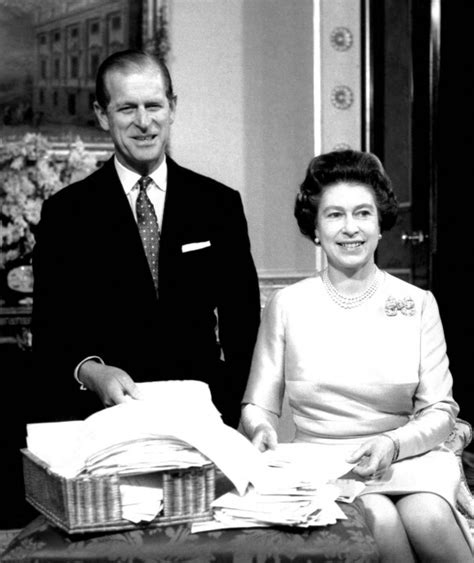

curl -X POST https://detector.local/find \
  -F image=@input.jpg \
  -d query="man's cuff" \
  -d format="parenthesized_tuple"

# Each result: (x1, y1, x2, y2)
(74, 356, 104, 390)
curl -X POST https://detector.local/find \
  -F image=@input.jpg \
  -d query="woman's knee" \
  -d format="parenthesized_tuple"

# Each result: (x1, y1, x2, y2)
(396, 493, 472, 561)
(361, 494, 416, 562)
(397, 492, 452, 530)
(361, 493, 404, 530)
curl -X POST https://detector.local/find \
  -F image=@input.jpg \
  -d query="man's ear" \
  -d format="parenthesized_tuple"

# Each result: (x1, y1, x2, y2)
(93, 101, 110, 132)
(169, 95, 178, 124)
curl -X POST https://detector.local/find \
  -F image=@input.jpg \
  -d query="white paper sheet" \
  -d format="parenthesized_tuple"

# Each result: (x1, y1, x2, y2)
(120, 473, 164, 523)
(26, 380, 266, 495)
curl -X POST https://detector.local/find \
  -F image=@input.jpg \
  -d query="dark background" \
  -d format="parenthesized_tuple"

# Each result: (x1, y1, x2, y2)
(434, 0, 474, 446)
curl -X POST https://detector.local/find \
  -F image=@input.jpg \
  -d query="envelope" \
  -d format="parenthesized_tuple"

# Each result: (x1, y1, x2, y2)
(182, 241, 211, 253)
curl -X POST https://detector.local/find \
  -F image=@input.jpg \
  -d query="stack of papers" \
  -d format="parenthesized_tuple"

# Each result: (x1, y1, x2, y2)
(209, 484, 345, 528)
(25, 382, 366, 527)
(84, 436, 211, 476)
(26, 381, 265, 491)
(192, 443, 365, 532)
(25, 380, 267, 523)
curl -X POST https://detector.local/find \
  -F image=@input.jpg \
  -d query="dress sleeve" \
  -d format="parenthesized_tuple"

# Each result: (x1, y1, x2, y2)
(389, 291, 460, 460)
(241, 289, 286, 416)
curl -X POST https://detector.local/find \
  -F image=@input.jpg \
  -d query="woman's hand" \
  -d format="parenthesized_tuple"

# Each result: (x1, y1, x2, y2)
(240, 403, 279, 452)
(251, 424, 278, 452)
(346, 435, 396, 479)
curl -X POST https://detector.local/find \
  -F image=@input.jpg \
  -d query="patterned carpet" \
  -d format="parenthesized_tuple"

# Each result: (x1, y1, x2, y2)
(2, 453, 474, 554)
(0, 529, 21, 554)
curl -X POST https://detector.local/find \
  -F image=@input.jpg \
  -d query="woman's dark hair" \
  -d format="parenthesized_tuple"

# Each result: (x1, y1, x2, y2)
(95, 49, 175, 110)
(294, 149, 399, 242)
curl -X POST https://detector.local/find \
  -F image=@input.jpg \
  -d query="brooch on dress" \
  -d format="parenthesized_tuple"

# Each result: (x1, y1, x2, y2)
(384, 296, 416, 316)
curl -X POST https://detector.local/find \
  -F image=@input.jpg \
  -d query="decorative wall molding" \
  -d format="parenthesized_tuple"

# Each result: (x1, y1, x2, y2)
(319, 0, 362, 153)
(330, 85, 354, 110)
(330, 26, 354, 51)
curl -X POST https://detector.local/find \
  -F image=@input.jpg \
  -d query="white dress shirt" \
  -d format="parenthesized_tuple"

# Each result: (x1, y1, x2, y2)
(114, 156, 167, 227)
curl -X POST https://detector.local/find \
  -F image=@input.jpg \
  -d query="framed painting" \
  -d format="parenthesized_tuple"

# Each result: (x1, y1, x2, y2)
(0, 0, 169, 150)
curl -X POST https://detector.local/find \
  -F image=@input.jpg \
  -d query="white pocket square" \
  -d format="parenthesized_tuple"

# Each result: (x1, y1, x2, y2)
(182, 241, 211, 253)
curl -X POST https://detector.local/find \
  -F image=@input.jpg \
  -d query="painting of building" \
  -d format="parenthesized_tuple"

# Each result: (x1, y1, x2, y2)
(34, 0, 142, 128)
(0, 0, 169, 142)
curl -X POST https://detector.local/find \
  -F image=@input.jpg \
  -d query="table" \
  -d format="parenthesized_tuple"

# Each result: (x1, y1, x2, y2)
(1, 500, 379, 562)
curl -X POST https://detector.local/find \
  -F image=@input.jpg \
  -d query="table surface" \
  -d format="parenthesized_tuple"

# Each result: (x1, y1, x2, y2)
(1, 501, 379, 562)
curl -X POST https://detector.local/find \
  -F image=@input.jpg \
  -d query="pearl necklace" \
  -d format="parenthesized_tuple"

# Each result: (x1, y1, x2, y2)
(322, 267, 382, 309)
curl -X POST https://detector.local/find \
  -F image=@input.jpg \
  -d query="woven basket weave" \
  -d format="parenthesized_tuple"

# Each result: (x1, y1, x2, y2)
(22, 448, 216, 534)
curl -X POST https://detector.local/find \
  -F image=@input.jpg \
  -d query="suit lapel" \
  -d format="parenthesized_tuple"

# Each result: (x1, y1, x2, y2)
(160, 157, 184, 252)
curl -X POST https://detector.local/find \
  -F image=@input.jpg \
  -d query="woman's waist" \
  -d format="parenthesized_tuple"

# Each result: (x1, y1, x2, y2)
(293, 413, 409, 442)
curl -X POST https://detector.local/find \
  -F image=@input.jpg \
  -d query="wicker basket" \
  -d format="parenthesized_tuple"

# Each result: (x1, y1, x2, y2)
(22, 448, 216, 534)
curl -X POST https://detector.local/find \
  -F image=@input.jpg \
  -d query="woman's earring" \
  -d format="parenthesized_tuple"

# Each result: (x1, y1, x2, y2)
(315, 236, 320, 245)
(378, 234, 382, 240)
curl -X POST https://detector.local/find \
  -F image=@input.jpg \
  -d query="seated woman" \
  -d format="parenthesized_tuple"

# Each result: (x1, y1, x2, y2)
(241, 150, 473, 562)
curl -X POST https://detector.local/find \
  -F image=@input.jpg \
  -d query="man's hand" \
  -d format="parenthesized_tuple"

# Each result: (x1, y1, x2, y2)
(346, 435, 395, 480)
(78, 360, 143, 407)
(251, 424, 278, 452)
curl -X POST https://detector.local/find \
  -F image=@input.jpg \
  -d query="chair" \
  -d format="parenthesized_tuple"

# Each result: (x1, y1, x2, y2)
(444, 418, 474, 518)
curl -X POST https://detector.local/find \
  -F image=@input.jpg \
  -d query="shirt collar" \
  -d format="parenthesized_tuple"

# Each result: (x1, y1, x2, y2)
(114, 156, 168, 195)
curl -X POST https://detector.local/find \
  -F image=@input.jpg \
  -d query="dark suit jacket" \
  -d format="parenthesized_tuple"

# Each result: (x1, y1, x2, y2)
(31, 156, 260, 427)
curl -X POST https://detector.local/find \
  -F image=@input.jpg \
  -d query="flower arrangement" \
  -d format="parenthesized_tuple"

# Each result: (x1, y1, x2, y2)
(0, 133, 100, 270)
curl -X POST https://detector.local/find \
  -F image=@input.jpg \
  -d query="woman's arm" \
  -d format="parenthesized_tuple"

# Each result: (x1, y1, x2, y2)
(240, 290, 287, 450)
(241, 403, 279, 451)
(381, 291, 459, 460)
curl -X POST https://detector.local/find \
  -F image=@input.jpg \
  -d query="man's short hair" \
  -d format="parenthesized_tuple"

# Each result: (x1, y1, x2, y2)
(95, 49, 175, 109)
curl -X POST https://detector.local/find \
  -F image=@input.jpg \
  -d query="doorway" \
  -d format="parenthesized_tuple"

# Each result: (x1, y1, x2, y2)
(365, 0, 436, 290)
(366, 0, 474, 444)
(435, 0, 474, 441)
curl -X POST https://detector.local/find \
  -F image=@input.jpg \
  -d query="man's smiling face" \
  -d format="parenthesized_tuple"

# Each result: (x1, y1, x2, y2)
(94, 62, 176, 176)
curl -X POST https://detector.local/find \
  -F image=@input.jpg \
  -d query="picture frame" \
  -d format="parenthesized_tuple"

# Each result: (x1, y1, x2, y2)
(0, 0, 169, 152)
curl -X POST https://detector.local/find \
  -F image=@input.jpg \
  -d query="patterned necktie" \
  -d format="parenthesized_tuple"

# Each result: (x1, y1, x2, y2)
(136, 176, 160, 292)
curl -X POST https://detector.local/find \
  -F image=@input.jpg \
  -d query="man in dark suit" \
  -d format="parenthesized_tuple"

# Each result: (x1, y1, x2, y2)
(32, 49, 260, 428)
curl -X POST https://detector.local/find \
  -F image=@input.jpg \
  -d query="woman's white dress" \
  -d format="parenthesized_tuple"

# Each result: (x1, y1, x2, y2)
(243, 271, 472, 549)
